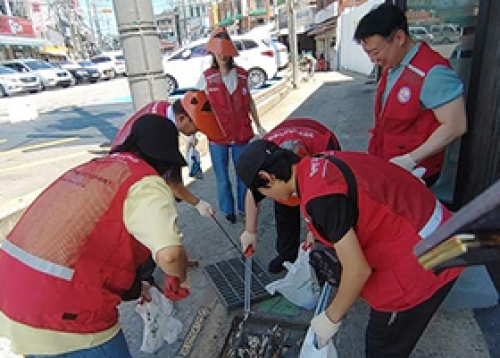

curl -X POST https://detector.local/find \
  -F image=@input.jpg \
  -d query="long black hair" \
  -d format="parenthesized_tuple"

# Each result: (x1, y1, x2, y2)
(210, 53, 236, 69)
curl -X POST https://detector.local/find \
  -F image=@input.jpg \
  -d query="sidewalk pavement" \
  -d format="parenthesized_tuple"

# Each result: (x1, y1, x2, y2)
(0, 71, 497, 357)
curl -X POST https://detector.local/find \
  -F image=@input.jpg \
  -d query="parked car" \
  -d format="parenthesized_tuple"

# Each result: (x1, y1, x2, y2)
(90, 52, 126, 79)
(271, 39, 289, 69)
(0, 64, 42, 94)
(1, 59, 73, 90)
(429, 24, 460, 44)
(101, 51, 127, 76)
(162, 34, 278, 95)
(409, 26, 434, 43)
(90, 55, 115, 79)
(57, 60, 100, 84)
(77, 60, 103, 81)
(0, 65, 24, 97)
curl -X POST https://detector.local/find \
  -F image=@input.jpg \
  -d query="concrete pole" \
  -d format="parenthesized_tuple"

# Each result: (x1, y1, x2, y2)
(112, 0, 167, 111)
(286, 0, 299, 88)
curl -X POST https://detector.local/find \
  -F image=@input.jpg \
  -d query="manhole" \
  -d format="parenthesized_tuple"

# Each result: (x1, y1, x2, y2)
(204, 257, 273, 309)
(219, 314, 307, 357)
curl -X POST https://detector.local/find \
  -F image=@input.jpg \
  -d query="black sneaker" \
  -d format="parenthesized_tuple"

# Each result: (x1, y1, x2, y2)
(225, 214, 236, 224)
(268, 256, 286, 274)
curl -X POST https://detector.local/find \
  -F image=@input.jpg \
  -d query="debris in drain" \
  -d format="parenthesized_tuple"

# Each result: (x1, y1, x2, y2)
(226, 320, 304, 358)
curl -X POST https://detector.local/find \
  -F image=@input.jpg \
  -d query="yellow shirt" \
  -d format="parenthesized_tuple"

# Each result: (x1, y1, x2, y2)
(0, 176, 182, 355)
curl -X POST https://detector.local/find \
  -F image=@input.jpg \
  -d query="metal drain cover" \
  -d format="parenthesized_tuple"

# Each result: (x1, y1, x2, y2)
(204, 257, 273, 309)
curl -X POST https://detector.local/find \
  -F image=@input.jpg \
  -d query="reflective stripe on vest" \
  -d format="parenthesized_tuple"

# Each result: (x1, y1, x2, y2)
(1, 240, 74, 281)
(419, 200, 443, 239)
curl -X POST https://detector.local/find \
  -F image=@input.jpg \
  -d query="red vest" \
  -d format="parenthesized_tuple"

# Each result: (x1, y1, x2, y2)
(297, 152, 463, 311)
(369, 43, 451, 178)
(112, 101, 170, 149)
(264, 118, 341, 155)
(204, 66, 253, 145)
(0, 154, 155, 333)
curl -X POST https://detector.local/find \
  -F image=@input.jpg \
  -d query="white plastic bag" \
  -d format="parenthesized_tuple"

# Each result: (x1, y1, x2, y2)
(186, 144, 202, 179)
(135, 286, 183, 354)
(265, 246, 320, 310)
(299, 283, 338, 358)
(299, 326, 338, 358)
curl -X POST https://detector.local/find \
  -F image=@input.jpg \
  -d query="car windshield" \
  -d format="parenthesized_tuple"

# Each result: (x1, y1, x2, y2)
(91, 57, 111, 63)
(25, 61, 54, 70)
(0, 65, 17, 74)
(78, 61, 94, 67)
(116, 55, 125, 60)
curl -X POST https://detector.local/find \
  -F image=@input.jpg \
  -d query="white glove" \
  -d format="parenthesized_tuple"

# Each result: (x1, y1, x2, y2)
(195, 200, 214, 217)
(310, 311, 341, 349)
(256, 125, 267, 138)
(240, 231, 257, 256)
(390, 153, 417, 171)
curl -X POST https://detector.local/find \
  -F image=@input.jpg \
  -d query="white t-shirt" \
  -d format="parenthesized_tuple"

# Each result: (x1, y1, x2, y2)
(197, 68, 240, 94)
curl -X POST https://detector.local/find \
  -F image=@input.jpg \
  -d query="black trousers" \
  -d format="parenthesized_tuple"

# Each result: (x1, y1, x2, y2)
(365, 279, 456, 358)
(274, 201, 301, 261)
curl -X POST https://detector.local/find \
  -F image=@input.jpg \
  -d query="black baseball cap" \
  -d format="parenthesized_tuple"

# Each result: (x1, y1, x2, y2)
(236, 140, 282, 202)
(130, 114, 187, 166)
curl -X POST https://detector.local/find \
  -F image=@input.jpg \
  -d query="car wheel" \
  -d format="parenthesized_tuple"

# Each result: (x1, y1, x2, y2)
(165, 75, 177, 95)
(247, 68, 267, 89)
(1, 85, 8, 97)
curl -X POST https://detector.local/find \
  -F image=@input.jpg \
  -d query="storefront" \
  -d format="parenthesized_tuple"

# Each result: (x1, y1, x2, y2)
(0, 15, 50, 60)
(277, 4, 316, 54)
(308, 2, 338, 70)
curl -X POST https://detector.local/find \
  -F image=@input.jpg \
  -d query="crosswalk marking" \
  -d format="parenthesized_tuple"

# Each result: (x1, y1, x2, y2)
(0, 137, 79, 155)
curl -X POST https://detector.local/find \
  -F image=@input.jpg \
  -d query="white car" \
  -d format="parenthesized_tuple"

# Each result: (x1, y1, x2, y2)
(91, 52, 127, 78)
(162, 35, 278, 94)
(271, 39, 289, 69)
(1, 59, 73, 90)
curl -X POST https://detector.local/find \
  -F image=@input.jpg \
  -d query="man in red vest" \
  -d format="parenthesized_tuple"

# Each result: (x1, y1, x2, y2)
(354, 4, 467, 186)
(240, 118, 341, 273)
(236, 139, 463, 357)
(0, 115, 191, 357)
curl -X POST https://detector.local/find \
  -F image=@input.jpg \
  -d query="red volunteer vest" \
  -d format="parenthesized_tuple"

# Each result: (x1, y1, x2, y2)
(369, 43, 451, 178)
(264, 118, 341, 155)
(0, 153, 155, 333)
(297, 152, 463, 311)
(204, 66, 253, 145)
(111, 101, 170, 149)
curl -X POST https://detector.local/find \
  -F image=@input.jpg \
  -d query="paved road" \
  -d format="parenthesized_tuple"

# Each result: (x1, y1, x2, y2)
(0, 71, 498, 358)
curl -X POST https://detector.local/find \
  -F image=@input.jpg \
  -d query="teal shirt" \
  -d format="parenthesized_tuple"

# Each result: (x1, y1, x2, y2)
(382, 43, 464, 110)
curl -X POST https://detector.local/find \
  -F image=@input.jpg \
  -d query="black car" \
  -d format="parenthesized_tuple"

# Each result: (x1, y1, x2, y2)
(57, 61, 99, 84)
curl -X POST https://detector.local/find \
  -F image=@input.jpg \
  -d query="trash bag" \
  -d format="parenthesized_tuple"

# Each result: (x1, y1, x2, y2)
(299, 326, 339, 358)
(265, 246, 321, 310)
(135, 286, 183, 354)
(299, 283, 338, 358)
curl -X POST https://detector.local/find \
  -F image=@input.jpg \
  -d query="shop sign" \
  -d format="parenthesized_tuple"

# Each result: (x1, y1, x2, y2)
(314, 2, 338, 24)
(0, 15, 35, 37)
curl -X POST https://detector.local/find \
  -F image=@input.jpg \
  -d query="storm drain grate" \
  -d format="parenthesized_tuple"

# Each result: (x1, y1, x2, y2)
(204, 257, 273, 309)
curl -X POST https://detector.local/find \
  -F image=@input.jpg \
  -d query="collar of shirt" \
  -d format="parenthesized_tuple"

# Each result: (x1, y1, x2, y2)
(167, 105, 177, 126)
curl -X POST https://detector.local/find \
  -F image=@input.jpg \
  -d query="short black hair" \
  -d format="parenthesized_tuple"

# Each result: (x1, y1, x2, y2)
(172, 98, 187, 116)
(251, 148, 300, 190)
(354, 3, 409, 43)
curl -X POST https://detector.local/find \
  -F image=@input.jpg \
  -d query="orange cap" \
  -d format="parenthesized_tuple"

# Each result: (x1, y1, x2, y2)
(206, 27, 238, 57)
(181, 91, 226, 141)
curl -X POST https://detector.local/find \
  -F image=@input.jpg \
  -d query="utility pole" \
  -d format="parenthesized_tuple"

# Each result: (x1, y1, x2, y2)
(85, 0, 97, 53)
(112, 0, 167, 111)
(286, 0, 299, 88)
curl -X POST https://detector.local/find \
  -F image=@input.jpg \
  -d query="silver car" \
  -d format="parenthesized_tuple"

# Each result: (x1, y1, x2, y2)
(1, 59, 73, 90)
(0, 66, 42, 96)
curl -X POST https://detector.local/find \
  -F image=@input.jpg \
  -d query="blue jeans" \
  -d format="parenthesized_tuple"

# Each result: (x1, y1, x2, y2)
(25, 330, 132, 358)
(209, 142, 248, 215)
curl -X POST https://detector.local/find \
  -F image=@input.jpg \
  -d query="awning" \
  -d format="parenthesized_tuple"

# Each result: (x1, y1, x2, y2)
(308, 18, 337, 36)
(219, 18, 234, 26)
(39, 45, 68, 56)
(249, 8, 267, 16)
(0, 35, 50, 47)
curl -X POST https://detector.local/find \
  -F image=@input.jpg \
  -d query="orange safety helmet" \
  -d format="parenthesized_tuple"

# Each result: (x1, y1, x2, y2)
(181, 91, 226, 141)
(206, 27, 238, 57)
